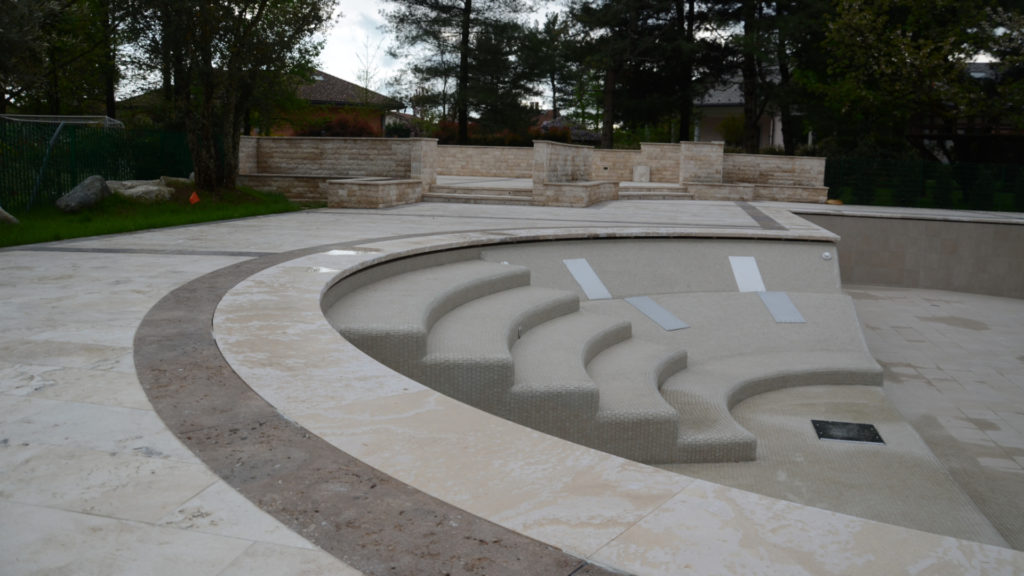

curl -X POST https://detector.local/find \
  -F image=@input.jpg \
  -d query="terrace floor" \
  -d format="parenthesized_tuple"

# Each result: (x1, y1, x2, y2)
(1, 199, 1023, 575)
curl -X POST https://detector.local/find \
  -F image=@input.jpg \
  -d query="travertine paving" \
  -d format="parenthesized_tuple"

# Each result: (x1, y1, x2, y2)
(1, 200, 1023, 575)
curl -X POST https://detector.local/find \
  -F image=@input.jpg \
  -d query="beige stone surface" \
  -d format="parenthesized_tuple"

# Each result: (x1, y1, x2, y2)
(214, 211, 1023, 573)
(4, 200, 1023, 575)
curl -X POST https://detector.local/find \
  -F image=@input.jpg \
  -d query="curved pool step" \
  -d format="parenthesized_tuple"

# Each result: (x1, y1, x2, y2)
(661, 351, 884, 462)
(508, 312, 632, 440)
(414, 286, 581, 413)
(325, 259, 531, 373)
(584, 341, 689, 463)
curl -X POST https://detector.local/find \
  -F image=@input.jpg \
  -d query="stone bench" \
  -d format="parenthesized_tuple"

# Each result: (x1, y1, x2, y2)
(325, 260, 531, 372)
(324, 177, 425, 209)
(533, 181, 619, 208)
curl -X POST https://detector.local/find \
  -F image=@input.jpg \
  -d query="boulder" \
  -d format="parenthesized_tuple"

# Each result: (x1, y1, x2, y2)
(108, 179, 174, 203)
(160, 175, 192, 187)
(56, 175, 111, 213)
(0, 204, 19, 225)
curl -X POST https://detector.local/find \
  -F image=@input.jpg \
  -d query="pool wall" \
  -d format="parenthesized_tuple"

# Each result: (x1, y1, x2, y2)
(803, 212, 1024, 299)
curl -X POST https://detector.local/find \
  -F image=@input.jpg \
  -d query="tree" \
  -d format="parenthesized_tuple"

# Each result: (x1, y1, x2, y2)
(572, 0, 646, 148)
(2, 0, 132, 117)
(522, 13, 577, 119)
(468, 20, 539, 138)
(816, 0, 994, 159)
(383, 0, 531, 145)
(0, 0, 55, 113)
(133, 0, 338, 190)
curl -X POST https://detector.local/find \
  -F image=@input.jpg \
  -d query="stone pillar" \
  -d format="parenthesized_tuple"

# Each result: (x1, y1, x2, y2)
(679, 141, 724, 184)
(238, 136, 259, 175)
(408, 138, 438, 188)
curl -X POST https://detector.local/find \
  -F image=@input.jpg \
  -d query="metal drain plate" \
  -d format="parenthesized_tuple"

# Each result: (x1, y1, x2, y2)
(812, 420, 885, 444)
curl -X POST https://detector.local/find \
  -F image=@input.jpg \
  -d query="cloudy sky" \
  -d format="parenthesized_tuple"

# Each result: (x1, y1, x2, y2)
(317, 1, 562, 95)
(318, 1, 401, 92)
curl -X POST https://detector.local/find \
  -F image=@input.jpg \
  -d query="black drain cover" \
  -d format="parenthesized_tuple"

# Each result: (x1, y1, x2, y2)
(812, 420, 885, 444)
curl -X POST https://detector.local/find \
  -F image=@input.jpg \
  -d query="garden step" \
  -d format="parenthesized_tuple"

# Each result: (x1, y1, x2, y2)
(583, 340, 689, 463)
(325, 259, 530, 373)
(508, 311, 631, 440)
(413, 286, 580, 413)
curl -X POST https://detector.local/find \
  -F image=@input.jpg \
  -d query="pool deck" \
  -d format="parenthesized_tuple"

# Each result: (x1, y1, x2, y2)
(2, 199, 1023, 575)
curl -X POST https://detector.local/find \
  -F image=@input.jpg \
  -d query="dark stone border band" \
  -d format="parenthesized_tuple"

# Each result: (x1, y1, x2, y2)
(133, 237, 622, 576)
(737, 201, 787, 231)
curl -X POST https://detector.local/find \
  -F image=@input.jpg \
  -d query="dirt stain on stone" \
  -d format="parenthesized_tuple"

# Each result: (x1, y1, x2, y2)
(917, 315, 989, 331)
(847, 290, 885, 301)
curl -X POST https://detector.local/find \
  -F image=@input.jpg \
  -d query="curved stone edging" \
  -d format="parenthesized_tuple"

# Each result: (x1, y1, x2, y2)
(133, 240, 621, 576)
(137, 223, 1024, 576)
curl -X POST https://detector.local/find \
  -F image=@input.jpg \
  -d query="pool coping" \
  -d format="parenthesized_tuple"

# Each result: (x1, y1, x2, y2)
(136, 220, 1024, 575)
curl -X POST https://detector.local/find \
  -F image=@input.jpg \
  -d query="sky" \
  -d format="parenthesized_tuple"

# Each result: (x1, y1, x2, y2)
(318, 1, 401, 93)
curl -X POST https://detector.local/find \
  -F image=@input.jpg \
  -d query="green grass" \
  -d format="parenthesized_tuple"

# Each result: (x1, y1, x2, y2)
(0, 184, 300, 248)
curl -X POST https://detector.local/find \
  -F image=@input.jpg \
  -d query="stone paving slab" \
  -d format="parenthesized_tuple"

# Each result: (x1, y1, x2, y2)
(2, 201, 1023, 575)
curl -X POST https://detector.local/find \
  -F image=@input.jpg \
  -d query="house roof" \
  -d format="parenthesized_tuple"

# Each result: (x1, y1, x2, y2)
(298, 70, 402, 110)
(696, 80, 744, 107)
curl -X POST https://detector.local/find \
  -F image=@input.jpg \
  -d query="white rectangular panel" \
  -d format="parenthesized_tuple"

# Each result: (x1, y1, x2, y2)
(759, 291, 806, 323)
(563, 258, 613, 300)
(625, 296, 689, 331)
(729, 256, 766, 293)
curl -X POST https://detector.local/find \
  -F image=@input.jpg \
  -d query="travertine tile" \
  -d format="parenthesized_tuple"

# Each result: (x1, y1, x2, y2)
(589, 480, 1024, 576)
(217, 542, 362, 576)
(1, 396, 194, 462)
(158, 481, 315, 549)
(0, 501, 251, 576)
(0, 443, 215, 523)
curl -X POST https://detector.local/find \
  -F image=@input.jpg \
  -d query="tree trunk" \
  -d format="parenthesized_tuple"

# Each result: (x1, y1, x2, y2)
(777, 55, 798, 154)
(457, 0, 472, 145)
(46, 46, 60, 115)
(675, 0, 696, 141)
(100, 0, 117, 118)
(741, 0, 760, 153)
(601, 67, 615, 149)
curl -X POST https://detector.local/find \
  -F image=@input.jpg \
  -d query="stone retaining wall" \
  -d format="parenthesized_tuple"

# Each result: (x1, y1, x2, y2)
(241, 136, 419, 178)
(724, 154, 826, 187)
(591, 150, 640, 182)
(239, 136, 828, 206)
(437, 145, 533, 178)
(237, 136, 436, 205)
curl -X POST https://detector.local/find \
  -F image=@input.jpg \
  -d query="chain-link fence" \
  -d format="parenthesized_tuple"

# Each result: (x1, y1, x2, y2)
(826, 157, 1024, 212)
(0, 121, 192, 213)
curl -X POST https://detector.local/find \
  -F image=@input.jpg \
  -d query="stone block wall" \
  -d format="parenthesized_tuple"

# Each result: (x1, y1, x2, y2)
(591, 150, 640, 182)
(639, 143, 682, 183)
(724, 154, 826, 187)
(533, 141, 592, 184)
(436, 145, 533, 178)
(239, 138, 258, 174)
(680, 141, 724, 183)
(240, 136, 431, 178)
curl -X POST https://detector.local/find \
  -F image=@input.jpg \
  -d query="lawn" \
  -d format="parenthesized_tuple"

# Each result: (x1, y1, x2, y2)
(0, 183, 303, 248)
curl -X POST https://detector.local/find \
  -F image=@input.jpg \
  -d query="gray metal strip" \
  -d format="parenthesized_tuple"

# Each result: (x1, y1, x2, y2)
(729, 256, 766, 293)
(626, 296, 689, 331)
(759, 291, 806, 323)
(563, 258, 613, 300)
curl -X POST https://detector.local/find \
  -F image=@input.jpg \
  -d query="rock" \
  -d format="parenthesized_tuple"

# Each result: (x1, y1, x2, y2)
(0, 205, 19, 225)
(108, 179, 174, 203)
(123, 184, 173, 202)
(56, 175, 111, 213)
(160, 176, 192, 187)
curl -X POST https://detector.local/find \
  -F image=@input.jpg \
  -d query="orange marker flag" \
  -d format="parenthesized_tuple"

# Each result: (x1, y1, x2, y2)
(189, 191, 200, 205)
